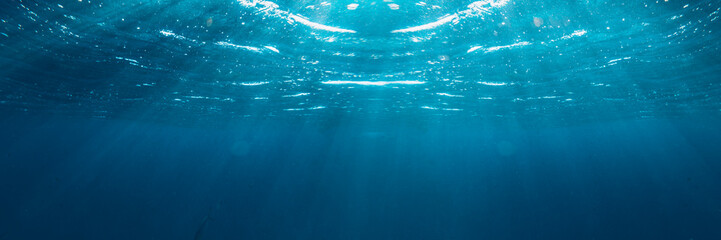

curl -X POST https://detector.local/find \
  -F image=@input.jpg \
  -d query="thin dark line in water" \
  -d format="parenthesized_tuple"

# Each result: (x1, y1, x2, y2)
(194, 207, 215, 240)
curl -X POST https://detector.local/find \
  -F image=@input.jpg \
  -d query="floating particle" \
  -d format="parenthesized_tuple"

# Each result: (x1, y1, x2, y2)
(533, 17, 543, 27)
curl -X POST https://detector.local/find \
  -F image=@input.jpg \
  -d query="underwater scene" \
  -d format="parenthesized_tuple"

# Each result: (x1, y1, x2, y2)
(1, 0, 721, 239)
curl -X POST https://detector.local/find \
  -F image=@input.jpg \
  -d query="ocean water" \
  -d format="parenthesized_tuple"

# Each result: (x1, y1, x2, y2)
(1, 0, 721, 239)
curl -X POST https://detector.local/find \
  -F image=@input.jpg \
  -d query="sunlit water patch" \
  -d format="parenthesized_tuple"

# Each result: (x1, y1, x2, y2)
(0, 0, 720, 124)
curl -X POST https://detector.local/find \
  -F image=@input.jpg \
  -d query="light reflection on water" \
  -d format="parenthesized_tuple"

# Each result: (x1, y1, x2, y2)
(0, 0, 719, 124)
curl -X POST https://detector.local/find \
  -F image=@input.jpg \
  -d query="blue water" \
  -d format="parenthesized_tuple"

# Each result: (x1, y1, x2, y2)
(2, 0, 721, 239)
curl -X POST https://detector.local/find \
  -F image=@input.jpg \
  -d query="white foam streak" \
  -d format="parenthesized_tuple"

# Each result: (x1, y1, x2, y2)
(237, 0, 356, 33)
(308, 106, 327, 110)
(391, 14, 458, 33)
(467, 46, 483, 53)
(472, 0, 509, 8)
(436, 93, 464, 97)
(115, 57, 138, 64)
(321, 80, 425, 86)
(548, 29, 588, 43)
(282, 92, 310, 97)
(468, 41, 530, 53)
(391, 0, 510, 33)
(484, 41, 531, 53)
(289, 14, 356, 33)
(264, 46, 280, 53)
(237, 81, 269, 86)
(159, 30, 196, 43)
(560, 29, 587, 40)
(216, 41, 262, 52)
(478, 81, 508, 86)
(608, 57, 631, 64)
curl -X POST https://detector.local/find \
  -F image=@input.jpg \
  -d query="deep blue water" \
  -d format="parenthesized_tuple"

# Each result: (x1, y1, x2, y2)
(2, 0, 721, 239)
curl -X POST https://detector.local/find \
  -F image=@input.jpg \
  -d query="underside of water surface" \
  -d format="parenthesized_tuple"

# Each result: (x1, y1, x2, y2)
(1, 0, 720, 125)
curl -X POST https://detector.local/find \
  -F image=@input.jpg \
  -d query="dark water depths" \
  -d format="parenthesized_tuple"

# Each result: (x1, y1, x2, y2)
(1, 0, 721, 239)
(1, 114, 721, 239)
